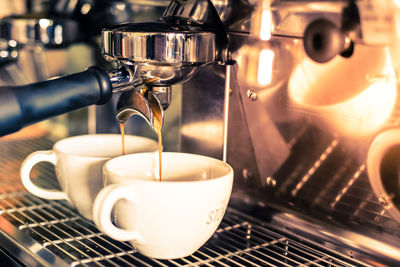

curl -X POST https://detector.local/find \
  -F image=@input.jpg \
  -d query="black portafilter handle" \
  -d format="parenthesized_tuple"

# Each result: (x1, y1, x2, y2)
(303, 18, 347, 63)
(0, 66, 112, 136)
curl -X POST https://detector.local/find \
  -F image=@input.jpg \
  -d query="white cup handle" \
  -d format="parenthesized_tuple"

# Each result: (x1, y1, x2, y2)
(20, 150, 68, 200)
(93, 184, 140, 241)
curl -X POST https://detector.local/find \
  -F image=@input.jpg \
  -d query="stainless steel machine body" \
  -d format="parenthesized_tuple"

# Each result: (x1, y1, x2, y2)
(180, 0, 400, 265)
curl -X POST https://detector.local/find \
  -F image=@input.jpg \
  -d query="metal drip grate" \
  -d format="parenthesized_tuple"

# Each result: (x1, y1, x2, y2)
(0, 136, 372, 266)
(272, 126, 400, 236)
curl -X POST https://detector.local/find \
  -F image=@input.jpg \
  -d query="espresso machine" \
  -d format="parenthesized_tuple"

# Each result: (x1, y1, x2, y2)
(0, 0, 399, 266)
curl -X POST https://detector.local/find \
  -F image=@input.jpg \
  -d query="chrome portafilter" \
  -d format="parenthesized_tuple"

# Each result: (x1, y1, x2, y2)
(0, 3, 222, 136)
(102, 21, 217, 131)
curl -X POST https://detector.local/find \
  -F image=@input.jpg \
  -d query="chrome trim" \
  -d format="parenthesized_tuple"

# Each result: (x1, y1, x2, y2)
(102, 22, 216, 65)
(0, 16, 81, 47)
(272, 212, 400, 264)
(108, 66, 143, 93)
(222, 64, 231, 163)
(151, 85, 172, 109)
(0, 39, 18, 65)
(102, 21, 215, 87)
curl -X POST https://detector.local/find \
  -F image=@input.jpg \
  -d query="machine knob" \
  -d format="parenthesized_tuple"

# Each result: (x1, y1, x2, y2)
(303, 18, 345, 63)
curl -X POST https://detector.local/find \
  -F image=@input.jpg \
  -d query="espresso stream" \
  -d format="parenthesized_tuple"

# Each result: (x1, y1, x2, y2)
(152, 105, 163, 182)
(120, 123, 126, 155)
(120, 112, 163, 181)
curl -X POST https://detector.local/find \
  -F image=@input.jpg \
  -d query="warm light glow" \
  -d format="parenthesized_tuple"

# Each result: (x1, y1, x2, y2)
(39, 19, 50, 28)
(116, 3, 126, 11)
(81, 3, 92, 15)
(8, 40, 17, 47)
(394, 0, 400, 8)
(0, 51, 8, 58)
(234, 39, 290, 91)
(180, 120, 223, 149)
(54, 25, 63, 45)
(288, 46, 397, 137)
(260, 8, 272, 41)
(251, 0, 272, 40)
(258, 49, 274, 85)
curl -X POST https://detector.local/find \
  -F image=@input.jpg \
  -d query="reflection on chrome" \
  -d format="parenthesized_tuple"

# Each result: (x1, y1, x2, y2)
(180, 120, 223, 149)
(288, 46, 397, 137)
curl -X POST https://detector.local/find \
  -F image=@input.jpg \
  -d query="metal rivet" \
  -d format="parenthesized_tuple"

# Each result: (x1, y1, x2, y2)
(247, 90, 257, 101)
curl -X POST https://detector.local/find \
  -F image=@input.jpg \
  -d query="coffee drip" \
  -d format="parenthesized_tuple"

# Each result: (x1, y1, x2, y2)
(119, 119, 163, 181)
(119, 84, 164, 181)
(120, 123, 126, 156)
(152, 104, 163, 182)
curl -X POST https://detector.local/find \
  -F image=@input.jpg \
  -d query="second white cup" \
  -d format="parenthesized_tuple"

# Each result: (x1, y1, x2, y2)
(20, 134, 158, 220)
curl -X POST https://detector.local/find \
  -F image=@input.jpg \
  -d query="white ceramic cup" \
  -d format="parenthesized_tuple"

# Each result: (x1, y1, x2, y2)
(20, 134, 158, 220)
(93, 152, 234, 259)
(367, 128, 400, 223)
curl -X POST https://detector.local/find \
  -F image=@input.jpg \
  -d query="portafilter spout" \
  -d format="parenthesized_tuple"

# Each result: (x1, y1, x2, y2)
(116, 86, 165, 130)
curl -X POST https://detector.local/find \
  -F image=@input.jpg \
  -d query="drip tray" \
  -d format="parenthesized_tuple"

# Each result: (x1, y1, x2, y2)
(0, 196, 370, 267)
(0, 137, 374, 266)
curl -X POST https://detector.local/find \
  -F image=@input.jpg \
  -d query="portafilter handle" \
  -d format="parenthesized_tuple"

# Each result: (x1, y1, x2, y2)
(0, 64, 159, 136)
(0, 67, 113, 136)
(0, 64, 167, 136)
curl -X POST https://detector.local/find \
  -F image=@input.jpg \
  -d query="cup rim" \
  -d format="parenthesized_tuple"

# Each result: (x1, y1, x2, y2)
(104, 152, 234, 184)
(53, 134, 158, 158)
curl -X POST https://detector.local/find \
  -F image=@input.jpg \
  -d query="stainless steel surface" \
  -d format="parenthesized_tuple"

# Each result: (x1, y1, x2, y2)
(181, 50, 400, 260)
(271, 211, 400, 263)
(180, 64, 226, 160)
(125, 0, 171, 7)
(269, 1, 344, 38)
(0, 39, 18, 65)
(179, 0, 400, 262)
(162, 0, 225, 28)
(102, 22, 216, 65)
(0, 136, 378, 266)
(116, 89, 164, 131)
(181, 54, 400, 263)
(222, 64, 231, 163)
(151, 85, 172, 109)
(109, 67, 142, 93)
(102, 21, 216, 87)
(0, 15, 81, 47)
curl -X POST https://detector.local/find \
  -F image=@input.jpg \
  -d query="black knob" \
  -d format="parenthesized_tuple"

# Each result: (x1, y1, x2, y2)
(303, 18, 345, 63)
